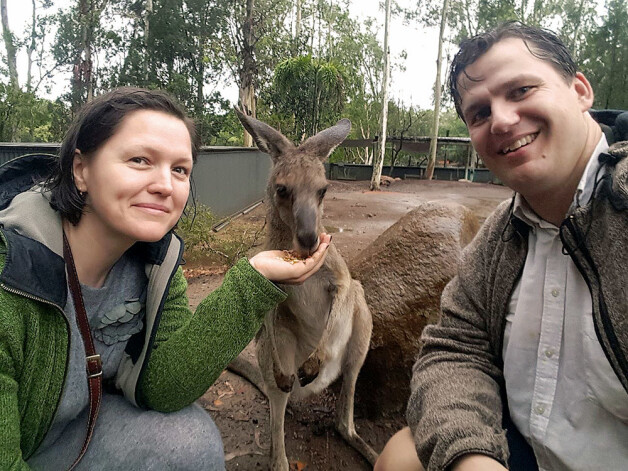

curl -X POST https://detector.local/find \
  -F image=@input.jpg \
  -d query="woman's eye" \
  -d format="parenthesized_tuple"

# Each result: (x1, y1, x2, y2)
(173, 167, 190, 176)
(130, 157, 147, 165)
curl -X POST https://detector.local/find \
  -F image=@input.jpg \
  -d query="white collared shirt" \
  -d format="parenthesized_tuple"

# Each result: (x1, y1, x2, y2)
(502, 135, 628, 471)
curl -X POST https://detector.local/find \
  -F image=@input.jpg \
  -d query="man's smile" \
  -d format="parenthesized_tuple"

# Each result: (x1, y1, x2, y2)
(500, 132, 539, 154)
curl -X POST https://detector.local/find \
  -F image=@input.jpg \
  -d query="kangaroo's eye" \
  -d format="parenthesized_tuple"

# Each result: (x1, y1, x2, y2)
(276, 185, 289, 198)
(318, 187, 327, 200)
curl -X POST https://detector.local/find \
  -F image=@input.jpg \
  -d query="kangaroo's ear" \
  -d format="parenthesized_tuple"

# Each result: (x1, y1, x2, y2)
(234, 108, 295, 162)
(299, 118, 351, 162)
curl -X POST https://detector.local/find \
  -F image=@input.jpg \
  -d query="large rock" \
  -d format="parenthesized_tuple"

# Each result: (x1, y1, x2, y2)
(350, 201, 480, 416)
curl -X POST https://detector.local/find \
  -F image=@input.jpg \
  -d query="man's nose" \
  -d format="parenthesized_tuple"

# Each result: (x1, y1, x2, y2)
(148, 168, 173, 195)
(490, 101, 519, 134)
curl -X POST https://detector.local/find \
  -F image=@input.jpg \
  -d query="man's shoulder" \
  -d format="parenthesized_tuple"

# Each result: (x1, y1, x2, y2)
(455, 196, 527, 273)
(604, 141, 628, 205)
(609, 140, 628, 154)
(473, 197, 518, 244)
(609, 141, 628, 170)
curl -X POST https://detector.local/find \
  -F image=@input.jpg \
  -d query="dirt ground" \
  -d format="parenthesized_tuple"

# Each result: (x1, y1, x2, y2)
(186, 178, 513, 471)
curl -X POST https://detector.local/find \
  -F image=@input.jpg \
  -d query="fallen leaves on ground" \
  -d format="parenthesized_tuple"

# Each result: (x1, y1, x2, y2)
(182, 266, 227, 279)
(290, 460, 308, 470)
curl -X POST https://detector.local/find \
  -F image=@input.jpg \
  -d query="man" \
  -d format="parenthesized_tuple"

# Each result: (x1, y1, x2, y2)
(374, 22, 627, 471)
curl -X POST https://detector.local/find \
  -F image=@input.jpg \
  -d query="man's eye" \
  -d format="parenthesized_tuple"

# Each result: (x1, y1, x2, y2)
(130, 157, 147, 165)
(513, 86, 532, 98)
(471, 107, 490, 124)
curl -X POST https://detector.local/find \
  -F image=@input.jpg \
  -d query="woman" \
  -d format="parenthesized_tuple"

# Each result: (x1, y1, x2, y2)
(0, 87, 331, 470)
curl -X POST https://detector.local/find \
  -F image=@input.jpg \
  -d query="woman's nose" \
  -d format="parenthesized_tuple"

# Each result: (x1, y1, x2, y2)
(148, 168, 173, 195)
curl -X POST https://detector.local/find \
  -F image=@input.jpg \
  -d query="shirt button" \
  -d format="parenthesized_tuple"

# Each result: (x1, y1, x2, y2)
(535, 405, 545, 415)
(551, 288, 560, 297)
(545, 349, 555, 358)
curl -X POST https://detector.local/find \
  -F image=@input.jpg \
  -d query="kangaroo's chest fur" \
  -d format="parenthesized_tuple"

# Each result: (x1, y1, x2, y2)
(272, 246, 354, 394)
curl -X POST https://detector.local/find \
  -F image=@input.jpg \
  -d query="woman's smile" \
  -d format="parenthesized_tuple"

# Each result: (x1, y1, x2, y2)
(133, 203, 170, 215)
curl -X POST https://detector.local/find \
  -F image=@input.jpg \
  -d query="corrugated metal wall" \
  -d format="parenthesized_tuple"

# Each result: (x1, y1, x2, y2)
(0, 143, 60, 165)
(0, 144, 272, 217)
(191, 147, 271, 217)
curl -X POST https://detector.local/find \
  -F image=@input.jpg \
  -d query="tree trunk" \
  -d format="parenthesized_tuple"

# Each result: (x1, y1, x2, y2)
(73, 0, 90, 112)
(144, 0, 153, 83)
(196, 3, 206, 115)
(72, 0, 107, 112)
(26, 0, 37, 92)
(295, 0, 302, 47)
(569, 0, 587, 59)
(1, 0, 19, 91)
(239, 0, 256, 147)
(370, 0, 391, 191)
(425, 0, 449, 180)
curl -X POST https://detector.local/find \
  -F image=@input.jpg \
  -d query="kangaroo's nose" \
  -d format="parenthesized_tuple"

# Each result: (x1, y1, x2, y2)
(297, 231, 318, 252)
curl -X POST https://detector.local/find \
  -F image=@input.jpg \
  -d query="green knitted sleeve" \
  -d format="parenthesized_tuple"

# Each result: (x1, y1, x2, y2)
(0, 255, 31, 470)
(139, 257, 286, 412)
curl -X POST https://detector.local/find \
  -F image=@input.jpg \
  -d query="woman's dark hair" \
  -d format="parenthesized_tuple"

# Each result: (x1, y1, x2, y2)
(449, 21, 578, 121)
(46, 87, 199, 224)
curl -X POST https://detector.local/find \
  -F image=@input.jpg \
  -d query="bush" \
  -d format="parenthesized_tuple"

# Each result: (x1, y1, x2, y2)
(176, 203, 266, 269)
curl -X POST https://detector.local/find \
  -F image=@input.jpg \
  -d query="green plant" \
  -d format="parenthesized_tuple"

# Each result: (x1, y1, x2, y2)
(176, 203, 266, 268)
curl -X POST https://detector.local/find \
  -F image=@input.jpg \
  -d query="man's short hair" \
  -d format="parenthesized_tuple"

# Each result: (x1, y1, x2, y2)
(449, 21, 578, 120)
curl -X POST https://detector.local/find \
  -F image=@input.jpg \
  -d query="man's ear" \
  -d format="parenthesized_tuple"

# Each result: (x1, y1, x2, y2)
(72, 149, 88, 193)
(573, 72, 594, 111)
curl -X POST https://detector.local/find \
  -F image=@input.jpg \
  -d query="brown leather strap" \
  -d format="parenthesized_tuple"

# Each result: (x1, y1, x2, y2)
(63, 231, 102, 471)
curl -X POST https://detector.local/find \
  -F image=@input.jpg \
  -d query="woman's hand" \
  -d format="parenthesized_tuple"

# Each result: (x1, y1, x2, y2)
(249, 233, 332, 284)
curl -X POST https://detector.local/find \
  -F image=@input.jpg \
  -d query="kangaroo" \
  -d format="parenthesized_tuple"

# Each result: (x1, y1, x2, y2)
(231, 109, 377, 470)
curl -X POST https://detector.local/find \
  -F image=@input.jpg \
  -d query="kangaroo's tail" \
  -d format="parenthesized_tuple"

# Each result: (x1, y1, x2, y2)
(227, 354, 267, 397)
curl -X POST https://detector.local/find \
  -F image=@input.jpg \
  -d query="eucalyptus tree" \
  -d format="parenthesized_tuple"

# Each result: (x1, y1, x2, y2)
(52, 0, 110, 112)
(370, 0, 391, 190)
(272, 55, 347, 140)
(1, 0, 19, 91)
(558, 0, 597, 61)
(425, 0, 448, 181)
(75, 0, 230, 143)
(580, 0, 628, 109)
(0, 0, 62, 141)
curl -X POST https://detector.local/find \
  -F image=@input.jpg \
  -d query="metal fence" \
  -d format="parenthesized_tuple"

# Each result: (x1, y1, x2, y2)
(328, 163, 499, 184)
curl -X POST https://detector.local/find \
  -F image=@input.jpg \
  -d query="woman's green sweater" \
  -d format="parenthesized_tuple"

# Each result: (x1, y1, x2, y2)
(0, 231, 286, 469)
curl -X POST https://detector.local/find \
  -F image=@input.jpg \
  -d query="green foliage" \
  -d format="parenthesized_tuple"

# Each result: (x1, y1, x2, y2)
(580, 0, 628, 110)
(0, 84, 69, 142)
(0, 0, 623, 156)
(270, 55, 347, 140)
(177, 204, 219, 254)
(176, 203, 266, 267)
(438, 108, 469, 137)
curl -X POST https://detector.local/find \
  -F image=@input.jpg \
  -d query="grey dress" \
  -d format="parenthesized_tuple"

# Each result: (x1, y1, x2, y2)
(27, 252, 225, 470)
